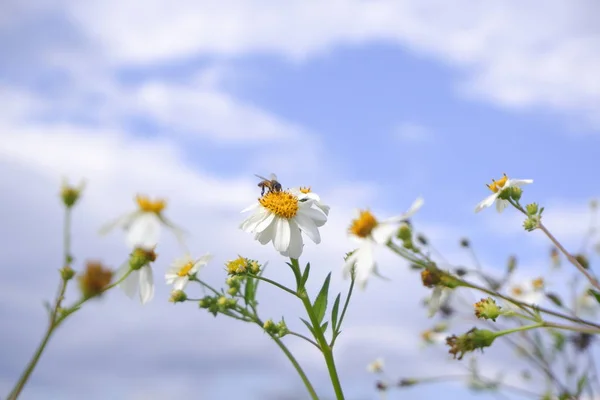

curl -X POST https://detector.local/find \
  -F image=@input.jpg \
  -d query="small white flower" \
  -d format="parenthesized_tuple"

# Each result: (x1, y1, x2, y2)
(508, 277, 545, 307)
(240, 189, 327, 259)
(577, 288, 598, 317)
(366, 358, 384, 373)
(165, 253, 213, 291)
(100, 194, 185, 250)
(288, 187, 330, 216)
(116, 263, 155, 305)
(421, 323, 449, 346)
(475, 174, 533, 213)
(344, 197, 423, 289)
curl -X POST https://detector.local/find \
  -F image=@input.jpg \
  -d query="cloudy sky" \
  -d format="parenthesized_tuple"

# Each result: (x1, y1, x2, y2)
(1, 1, 600, 399)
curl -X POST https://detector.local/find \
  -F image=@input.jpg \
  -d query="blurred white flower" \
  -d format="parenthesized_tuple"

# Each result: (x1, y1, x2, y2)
(367, 358, 385, 373)
(288, 187, 330, 216)
(421, 323, 449, 346)
(165, 253, 213, 291)
(344, 197, 424, 289)
(577, 288, 598, 317)
(116, 262, 154, 305)
(100, 194, 185, 250)
(508, 277, 545, 306)
(240, 190, 327, 259)
(475, 174, 533, 213)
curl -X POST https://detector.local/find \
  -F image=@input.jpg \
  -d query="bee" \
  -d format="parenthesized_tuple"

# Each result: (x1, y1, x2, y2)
(255, 173, 282, 196)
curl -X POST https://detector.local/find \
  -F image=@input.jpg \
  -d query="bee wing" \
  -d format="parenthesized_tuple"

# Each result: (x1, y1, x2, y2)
(254, 174, 270, 181)
(269, 173, 278, 181)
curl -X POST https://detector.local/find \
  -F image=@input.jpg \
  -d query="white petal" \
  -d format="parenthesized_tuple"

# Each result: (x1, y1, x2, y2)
(316, 202, 331, 216)
(173, 276, 189, 291)
(120, 269, 139, 299)
(241, 202, 260, 213)
(165, 269, 179, 284)
(283, 220, 304, 259)
(403, 197, 424, 218)
(255, 221, 276, 245)
(428, 287, 443, 317)
(195, 253, 214, 266)
(496, 199, 509, 213)
(138, 266, 155, 305)
(343, 251, 359, 280)
(126, 213, 161, 249)
(371, 223, 397, 245)
(240, 208, 268, 232)
(254, 212, 276, 233)
(98, 212, 137, 236)
(474, 193, 499, 213)
(508, 179, 533, 187)
(298, 204, 327, 227)
(273, 218, 291, 253)
(353, 243, 375, 289)
(295, 211, 321, 244)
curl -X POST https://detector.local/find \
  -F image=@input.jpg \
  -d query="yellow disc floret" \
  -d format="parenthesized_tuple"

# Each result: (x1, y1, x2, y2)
(299, 186, 311, 194)
(136, 195, 167, 214)
(177, 261, 194, 277)
(349, 210, 378, 238)
(532, 277, 544, 290)
(226, 256, 248, 275)
(259, 191, 299, 219)
(511, 285, 524, 297)
(486, 174, 509, 193)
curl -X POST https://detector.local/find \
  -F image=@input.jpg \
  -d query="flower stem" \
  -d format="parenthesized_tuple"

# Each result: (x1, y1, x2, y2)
(495, 323, 544, 338)
(270, 333, 320, 400)
(252, 275, 301, 298)
(291, 258, 345, 400)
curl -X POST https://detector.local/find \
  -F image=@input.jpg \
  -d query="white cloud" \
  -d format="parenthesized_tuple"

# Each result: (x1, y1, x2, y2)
(38, 0, 597, 127)
(393, 122, 434, 143)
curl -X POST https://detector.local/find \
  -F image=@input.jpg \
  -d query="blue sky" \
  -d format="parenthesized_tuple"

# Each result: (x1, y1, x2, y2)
(1, 1, 600, 399)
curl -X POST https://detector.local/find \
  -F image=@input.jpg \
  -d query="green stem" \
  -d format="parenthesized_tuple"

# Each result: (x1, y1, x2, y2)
(64, 208, 72, 264)
(495, 323, 544, 338)
(270, 330, 320, 400)
(288, 331, 320, 350)
(291, 258, 345, 400)
(331, 276, 355, 347)
(252, 275, 301, 298)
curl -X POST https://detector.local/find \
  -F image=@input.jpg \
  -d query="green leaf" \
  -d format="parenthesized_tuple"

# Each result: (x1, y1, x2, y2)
(321, 321, 329, 334)
(312, 272, 332, 325)
(588, 289, 600, 304)
(300, 318, 316, 337)
(244, 277, 255, 305)
(301, 262, 311, 287)
(576, 375, 588, 396)
(546, 292, 563, 307)
(331, 294, 341, 332)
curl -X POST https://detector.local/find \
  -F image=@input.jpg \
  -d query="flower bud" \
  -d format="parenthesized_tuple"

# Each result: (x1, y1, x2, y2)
(446, 328, 497, 360)
(129, 247, 157, 270)
(575, 254, 590, 269)
(474, 297, 502, 322)
(398, 378, 418, 387)
(77, 261, 113, 299)
(416, 234, 428, 246)
(459, 238, 470, 248)
(60, 179, 85, 208)
(60, 265, 76, 281)
(510, 186, 523, 201)
(169, 290, 187, 303)
(525, 203, 539, 216)
(396, 223, 412, 241)
(523, 218, 538, 232)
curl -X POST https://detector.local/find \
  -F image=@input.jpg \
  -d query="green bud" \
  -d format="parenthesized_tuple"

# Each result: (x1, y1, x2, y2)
(523, 218, 538, 232)
(416, 234, 428, 245)
(474, 297, 502, 322)
(446, 328, 497, 360)
(510, 186, 522, 201)
(402, 239, 414, 250)
(398, 378, 418, 387)
(575, 254, 590, 269)
(525, 203, 539, 216)
(227, 287, 239, 296)
(60, 179, 85, 208)
(169, 290, 187, 303)
(498, 189, 512, 200)
(129, 248, 157, 270)
(396, 224, 412, 241)
(60, 265, 76, 281)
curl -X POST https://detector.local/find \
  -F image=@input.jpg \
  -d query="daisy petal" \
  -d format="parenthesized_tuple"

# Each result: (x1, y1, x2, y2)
(371, 223, 397, 245)
(496, 199, 509, 213)
(255, 220, 276, 245)
(295, 212, 321, 244)
(120, 268, 139, 299)
(254, 212, 276, 233)
(298, 205, 327, 227)
(509, 179, 533, 187)
(126, 213, 161, 250)
(475, 193, 499, 213)
(138, 266, 155, 305)
(273, 218, 291, 253)
(284, 220, 304, 259)
(173, 276, 188, 291)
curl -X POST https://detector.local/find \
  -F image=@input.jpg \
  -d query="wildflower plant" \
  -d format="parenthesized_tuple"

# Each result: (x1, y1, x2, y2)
(6, 172, 600, 400)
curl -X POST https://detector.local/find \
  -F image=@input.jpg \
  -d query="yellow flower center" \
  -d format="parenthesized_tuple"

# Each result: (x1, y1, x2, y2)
(259, 191, 299, 219)
(511, 286, 524, 297)
(299, 186, 311, 194)
(226, 256, 248, 274)
(421, 330, 434, 342)
(177, 261, 194, 277)
(136, 195, 166, 214)
(532, 277, 544, 290)
(349, 210, 378, 238)
(486, 174, 509, 193)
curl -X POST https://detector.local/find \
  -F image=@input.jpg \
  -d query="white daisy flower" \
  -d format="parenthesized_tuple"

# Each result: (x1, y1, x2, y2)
(475, 174, 533, 213)
(240, 189, 327, 259)
(100, 194, 185, 250)
(116, 262, 154, 305)
(344, 197, 424, 289)
(366, 358, 384, 373)
(288, 187, 330, 216)
(508, 277, 545, 307)
(421, 323, 449, 346)
(165, 253, 213, 291)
